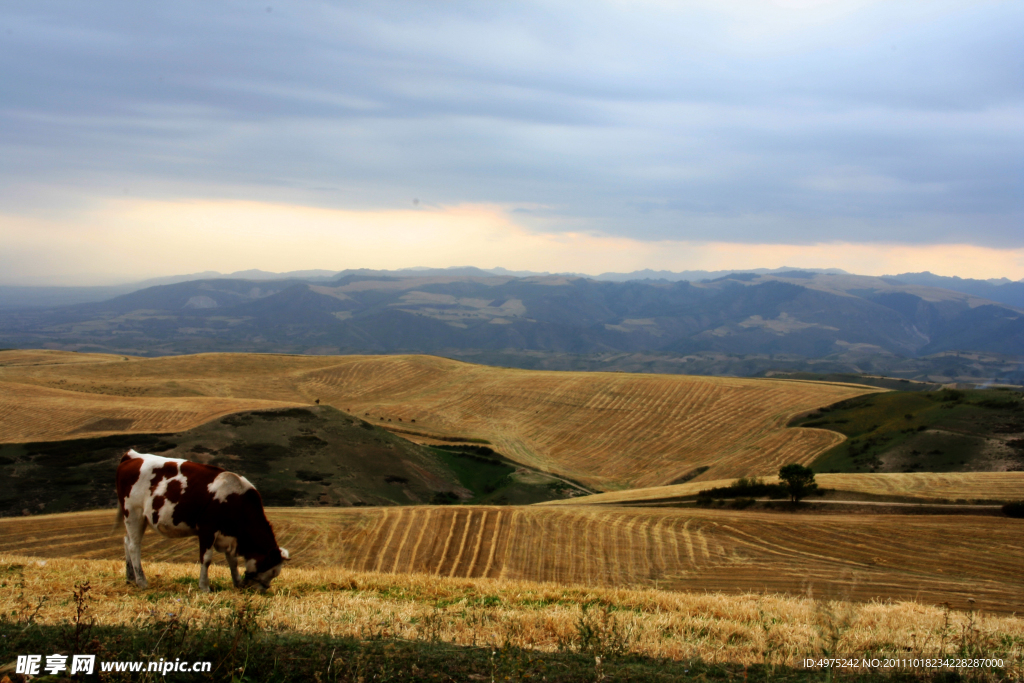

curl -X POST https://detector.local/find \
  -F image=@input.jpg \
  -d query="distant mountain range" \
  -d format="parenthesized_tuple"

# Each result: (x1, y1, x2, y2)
(0, 269, 1021, 384)
(4, 267, 1022, 310)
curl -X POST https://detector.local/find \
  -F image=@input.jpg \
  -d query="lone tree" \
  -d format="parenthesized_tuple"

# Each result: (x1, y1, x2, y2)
(778, 463, 818, 504)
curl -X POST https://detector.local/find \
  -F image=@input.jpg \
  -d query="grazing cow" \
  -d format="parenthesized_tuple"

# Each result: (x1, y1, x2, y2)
(115, 449, 289, 592)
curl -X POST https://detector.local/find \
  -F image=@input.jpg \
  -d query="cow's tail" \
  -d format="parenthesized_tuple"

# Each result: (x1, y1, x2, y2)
(111, 505, 124, 535)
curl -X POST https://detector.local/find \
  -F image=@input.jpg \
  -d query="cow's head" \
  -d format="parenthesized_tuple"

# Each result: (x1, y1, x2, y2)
(242, 547, 290, 592)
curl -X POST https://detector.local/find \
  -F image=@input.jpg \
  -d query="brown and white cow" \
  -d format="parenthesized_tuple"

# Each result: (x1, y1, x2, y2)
(115, 449, 289, 592)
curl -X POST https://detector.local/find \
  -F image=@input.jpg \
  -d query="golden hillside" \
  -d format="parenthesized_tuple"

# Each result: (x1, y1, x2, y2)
(0, 350, 872, 490)
(3, 506, 1020, 613)
(539, 471, 1024, 506)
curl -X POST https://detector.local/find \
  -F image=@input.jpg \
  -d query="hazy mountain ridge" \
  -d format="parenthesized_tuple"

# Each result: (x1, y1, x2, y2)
(4, 266, 1021, 310)
(1, 271, 1020, 378)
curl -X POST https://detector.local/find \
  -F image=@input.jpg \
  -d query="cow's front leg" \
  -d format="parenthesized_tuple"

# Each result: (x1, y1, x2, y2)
(198, 533, 215, 592)
(225, 552, 243, 588)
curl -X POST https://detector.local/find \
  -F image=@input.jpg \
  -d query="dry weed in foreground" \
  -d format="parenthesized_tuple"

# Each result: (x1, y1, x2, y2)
(2, 554, 1022, 673)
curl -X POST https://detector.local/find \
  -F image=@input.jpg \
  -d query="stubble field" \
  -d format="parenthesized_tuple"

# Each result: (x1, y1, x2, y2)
(2, 506, 1021, 613)
(0, 350, 872, 489)
(4, 552, 1024, 674)
(540, 471, 1024, 506)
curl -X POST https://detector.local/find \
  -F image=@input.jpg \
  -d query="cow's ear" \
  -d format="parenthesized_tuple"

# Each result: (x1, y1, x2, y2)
(280, 547, 291, 561)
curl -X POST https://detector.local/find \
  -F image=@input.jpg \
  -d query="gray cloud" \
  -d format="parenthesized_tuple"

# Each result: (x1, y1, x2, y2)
(1, 0, 1021, 246)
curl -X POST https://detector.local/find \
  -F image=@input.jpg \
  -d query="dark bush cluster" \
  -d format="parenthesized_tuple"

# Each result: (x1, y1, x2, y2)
(430, 491, 460, 505)
(697, 476, 786, 501)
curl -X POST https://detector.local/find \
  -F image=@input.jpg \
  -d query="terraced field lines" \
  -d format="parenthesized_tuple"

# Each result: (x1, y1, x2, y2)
(373, 508, 406, 573)
(461, 510, 487, 578)
(442, 510, 472, 577)
(405, 508, 434, 572)
(385, 508, 418, 574)
(480, 510, 505, 579)
(431, 510, 459, 576)
(358, 510, 393, 574)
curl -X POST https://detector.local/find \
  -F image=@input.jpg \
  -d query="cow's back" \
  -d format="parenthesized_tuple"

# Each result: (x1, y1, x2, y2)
(116, 450, 224, 537)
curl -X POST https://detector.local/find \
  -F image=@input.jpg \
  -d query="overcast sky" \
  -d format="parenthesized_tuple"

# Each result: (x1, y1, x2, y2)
(1, 0, 1022, 284)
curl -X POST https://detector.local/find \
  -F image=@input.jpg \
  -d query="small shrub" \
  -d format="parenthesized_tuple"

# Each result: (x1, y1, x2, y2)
(431, 491, 460, 505)
(558, 604, 633, 659)
(697, 478, 787, 500)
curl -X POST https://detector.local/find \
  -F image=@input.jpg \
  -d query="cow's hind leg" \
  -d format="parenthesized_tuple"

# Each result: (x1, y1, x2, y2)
(123, 512, 148, 589)
(225, 552, 243, 588)
(124, 536, 136, 583)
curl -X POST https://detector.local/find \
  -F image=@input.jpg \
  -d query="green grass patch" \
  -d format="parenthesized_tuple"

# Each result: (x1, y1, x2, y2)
(794, 389, 1024, 473)
(766, 372, 942, 391)
(430, 446, 576, 505)
(431, 447, 515, 501)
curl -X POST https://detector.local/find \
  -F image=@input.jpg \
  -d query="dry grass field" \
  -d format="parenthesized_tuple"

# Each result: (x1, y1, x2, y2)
(2, 554, 1023, 670)
(2, 506, 1021, 613)
(541, 472, 1024, 506)
(0, 380, 307, 443)
(0, 350, 872, 489)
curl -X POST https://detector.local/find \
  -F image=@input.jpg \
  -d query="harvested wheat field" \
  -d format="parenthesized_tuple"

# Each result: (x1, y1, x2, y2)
(540, 472, 1024, 506)
(2, 506, 1021, 613)
(0, 350, 873, 489)
(0, 379, 307, 442)
(2, 554, 1023, 671)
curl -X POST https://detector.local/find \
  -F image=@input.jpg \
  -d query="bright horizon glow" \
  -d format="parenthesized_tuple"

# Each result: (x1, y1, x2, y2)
(2, 198, 1021, 285)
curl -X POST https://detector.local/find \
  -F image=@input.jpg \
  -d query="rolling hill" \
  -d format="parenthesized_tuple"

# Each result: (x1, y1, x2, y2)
(0, 404, 574, 517)
(0, 350, 873, 490)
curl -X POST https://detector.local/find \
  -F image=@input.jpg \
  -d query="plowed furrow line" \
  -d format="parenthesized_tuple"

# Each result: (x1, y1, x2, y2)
(481, 510, 506, 578)
(526, 514, 549, 581)
(662, 382, 710, 422)
(464, 510, 492, 578)
(649, 515, 668, 578)
(634, 515, 656, 581)
(357, 510, 394, 573)
(384, 509, 419, 574)
(450, 510, 484, 577)
(681, 519, 698, 568)
(585, 512, 605, 581)
(698, 523, 713, 562)
(434, 510, 466, 576)
(601, 512, 625, 585)
(557, 513, 585, 585)
(719, 525, 882, 570)
(569, 513, 591, 585)
(664, 516, 683, 569)
(373, 508, 407, 573)
(620, 513, 642, 585)
(407, 509, 438, 573)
